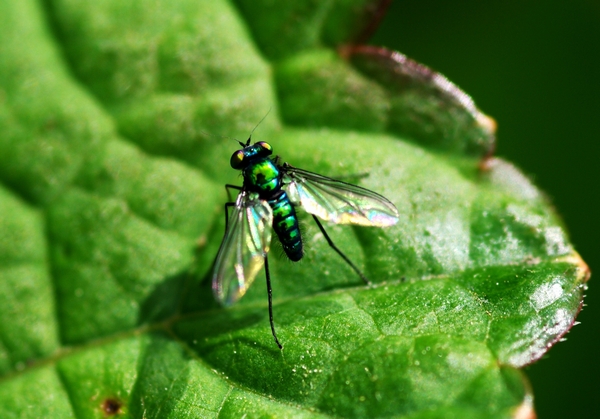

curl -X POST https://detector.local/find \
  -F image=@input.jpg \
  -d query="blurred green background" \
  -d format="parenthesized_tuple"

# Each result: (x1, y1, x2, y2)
(372, 0, 599, 417)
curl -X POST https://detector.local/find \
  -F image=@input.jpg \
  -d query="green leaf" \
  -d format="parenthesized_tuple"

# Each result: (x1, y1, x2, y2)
(0, 0, 589, 418)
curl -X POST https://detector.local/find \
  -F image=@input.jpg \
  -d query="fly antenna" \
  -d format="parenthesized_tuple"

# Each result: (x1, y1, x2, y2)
(200, 130, 237, 143)
(200, 130, 246, 147)
(246, 107, 272, 144)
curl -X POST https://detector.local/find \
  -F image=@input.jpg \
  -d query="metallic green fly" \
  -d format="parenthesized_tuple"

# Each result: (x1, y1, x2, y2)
(212, 138, 399, 348)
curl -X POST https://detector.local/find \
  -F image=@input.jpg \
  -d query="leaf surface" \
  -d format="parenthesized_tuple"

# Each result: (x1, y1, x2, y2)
(0, 0, 589, 418)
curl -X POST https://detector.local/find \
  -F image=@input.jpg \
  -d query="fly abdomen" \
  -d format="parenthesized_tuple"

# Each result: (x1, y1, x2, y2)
(268, 190, 303, 261)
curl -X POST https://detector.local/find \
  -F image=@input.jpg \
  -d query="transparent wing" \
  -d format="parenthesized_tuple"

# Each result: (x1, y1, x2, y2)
(212, 191, 273, 306)
(284, 166, 399, 226)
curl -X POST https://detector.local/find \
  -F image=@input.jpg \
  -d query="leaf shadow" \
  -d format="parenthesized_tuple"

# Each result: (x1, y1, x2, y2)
(137, 271, 190, 325)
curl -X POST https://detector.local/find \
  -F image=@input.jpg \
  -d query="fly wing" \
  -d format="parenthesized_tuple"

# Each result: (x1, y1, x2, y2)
(285, 166, 399, 226)
(212, 191, 273, 306)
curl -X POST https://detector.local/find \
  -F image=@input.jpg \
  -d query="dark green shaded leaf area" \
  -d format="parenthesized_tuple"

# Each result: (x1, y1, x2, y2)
(0, 0, 589, 418)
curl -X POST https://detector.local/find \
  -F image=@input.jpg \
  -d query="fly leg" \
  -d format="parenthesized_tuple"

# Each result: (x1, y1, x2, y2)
(312, 215, 372, 286)
(223, 202, 235, 229)
(225, 184, 242, 202)
(223, 185, 243, 227)
(264, 255, 283, 349)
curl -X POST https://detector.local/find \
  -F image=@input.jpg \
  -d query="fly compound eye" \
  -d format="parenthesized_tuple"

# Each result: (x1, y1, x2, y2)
(230, 150, 245, 169)
(257, 141, 273, 155)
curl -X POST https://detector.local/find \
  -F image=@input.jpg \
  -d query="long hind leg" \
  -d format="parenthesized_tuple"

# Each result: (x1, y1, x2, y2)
(264, 255, 283, 349)
(311, 215, 372, 286)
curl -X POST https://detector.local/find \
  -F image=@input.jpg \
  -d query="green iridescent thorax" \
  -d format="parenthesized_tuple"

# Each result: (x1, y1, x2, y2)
(244, 158, 281, 194)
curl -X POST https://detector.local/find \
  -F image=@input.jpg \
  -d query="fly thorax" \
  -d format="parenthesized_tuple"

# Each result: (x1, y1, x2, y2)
(245, 159, 281, 193)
